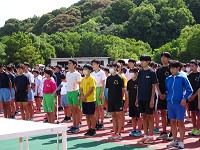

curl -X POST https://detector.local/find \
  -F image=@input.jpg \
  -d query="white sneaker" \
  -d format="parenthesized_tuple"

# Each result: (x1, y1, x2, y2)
(157, 132, 168, 140)
(112, 133, 122, 140)
(166, 140, 178, 148)
(178, 141, 184, 149)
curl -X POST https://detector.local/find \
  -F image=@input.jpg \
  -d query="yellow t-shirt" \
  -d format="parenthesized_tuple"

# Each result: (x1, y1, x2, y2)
(80, 75, 96, 102)
(119, 73, 127, 100)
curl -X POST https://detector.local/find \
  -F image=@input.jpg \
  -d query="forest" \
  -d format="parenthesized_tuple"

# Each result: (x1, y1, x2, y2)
(0, 0, 200, 66)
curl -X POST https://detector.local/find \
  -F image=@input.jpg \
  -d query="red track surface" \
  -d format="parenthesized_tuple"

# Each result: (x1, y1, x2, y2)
(1, 108, 200, 150)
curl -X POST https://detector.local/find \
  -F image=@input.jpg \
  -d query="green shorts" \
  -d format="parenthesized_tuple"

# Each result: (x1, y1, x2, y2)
(67, 90, 79, 105)
(43, 94, 55, 112)
(79, 101, 82, 109)
(95, 87, 104, 106)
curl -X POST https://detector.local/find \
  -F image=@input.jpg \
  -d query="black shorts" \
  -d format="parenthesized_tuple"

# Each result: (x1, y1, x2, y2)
(15, 91, 28, 102)
(129, 106, 140, 118)
(34, 96, 43, 98)
(188, 97, 199, 111)
(108, 101, 123, 112)
(155, 98, 167, 110)
(138, 101, 153, 115)
(82, 102, 95, 115)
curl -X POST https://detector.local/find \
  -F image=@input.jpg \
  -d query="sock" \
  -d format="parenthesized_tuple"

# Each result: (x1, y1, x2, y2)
(148, 136, 153, 139)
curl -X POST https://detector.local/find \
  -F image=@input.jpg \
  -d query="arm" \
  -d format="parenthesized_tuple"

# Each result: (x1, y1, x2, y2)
(83, 87, 95, 100)
(150, 84, 156, 108)
(188, 90, 198, 102)
(99, 79, 105, 100)
(181, 77, 193, 106)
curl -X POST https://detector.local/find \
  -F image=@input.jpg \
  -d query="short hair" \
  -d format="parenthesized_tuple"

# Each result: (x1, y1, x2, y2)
(169, 60, 181, 68)
(83, 64, 93, 71)
(76, 67, 83, 71)
(6, 65, 12, 71)
(60, 74, 66, 80)
(140, 54, 151, 61)
(32, 69, 40, 74)
(129, 68, 138, 73)
(161, 52, 171, 58)
(68, 59, 78, 66)
(24, 62, 30, 67)
(189, 59, 198, 66)
(55, 65, 62, 70)
(181, 63, 186, 68)
(16, 63, 24, 69)
(128, 58, 136, 64)
(118, 60, 126, 66)
(44, 67, 53, 77)
(103, 67, 109, 72)
(91, 59, 101, 64)
(110, 62, 121, 68)
(50, 66, 55, 70)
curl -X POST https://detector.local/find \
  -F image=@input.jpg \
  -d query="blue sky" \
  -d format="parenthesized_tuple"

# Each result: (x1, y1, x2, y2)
(0, 0, 80, 27)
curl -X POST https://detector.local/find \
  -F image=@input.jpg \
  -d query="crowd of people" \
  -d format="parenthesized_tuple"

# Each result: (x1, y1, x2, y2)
(0, 52, 200, 149)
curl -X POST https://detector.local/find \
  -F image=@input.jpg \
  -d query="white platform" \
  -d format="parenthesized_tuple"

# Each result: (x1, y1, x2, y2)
(0, 118, 68, 150)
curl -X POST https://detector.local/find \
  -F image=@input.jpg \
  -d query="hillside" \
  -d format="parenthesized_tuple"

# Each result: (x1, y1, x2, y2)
(0, 0, 200, 66)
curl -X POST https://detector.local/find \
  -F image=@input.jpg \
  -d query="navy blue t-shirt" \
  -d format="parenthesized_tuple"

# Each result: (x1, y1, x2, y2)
(137, 68, 157, 101)
(8, 73, 16, 88)
(15, 74, 30, 91)
(0, 72, 11, 88)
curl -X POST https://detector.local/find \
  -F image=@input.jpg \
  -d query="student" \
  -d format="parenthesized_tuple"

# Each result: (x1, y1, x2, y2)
(103, 67, 111, 118)
(127, 68, 142, 137)
(80, 64, 97, 136)
(60, 74, 71, 122)
(14, 64, 30, 120)
(125, 58, 136, 80)
(43, 67, 57, 124)
(187, 60, 200, 135)
(106, 63, 124, 140)
(32, 69, 43, 113)
(136, 54, 157, 144)
(6, 65, 16, 119)
(66, 59, 82, 133)
(91, 59, 106, 130)
(0, 64, 12, 118)
(156, 52, 172, 140)
(118, 60, 127, 74)
(166, 60, 193, 149)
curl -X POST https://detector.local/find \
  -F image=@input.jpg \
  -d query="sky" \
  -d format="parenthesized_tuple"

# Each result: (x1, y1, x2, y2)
(0, 0, 80, 27)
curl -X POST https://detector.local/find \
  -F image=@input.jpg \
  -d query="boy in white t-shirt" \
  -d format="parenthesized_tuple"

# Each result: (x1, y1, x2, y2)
(66, 59, 82, 133)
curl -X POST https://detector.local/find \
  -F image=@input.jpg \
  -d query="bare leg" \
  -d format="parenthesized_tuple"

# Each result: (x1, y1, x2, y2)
(178, 120, 185, 142)
(147, 114, 154, 136)
(170, 119, 177, 140)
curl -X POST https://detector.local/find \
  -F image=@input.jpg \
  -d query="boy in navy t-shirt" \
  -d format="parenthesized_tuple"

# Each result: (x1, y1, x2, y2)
(136, 54, 157, 144)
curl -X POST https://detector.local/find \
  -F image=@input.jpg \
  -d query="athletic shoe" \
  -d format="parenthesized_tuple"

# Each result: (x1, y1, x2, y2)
(120, 127, 124, 133)
(62, 116, 69, 123)
(84, 129, 92, 136)
(188, 128, 196, 135)
(129, 130, 136, 136)
(78, 122, 82, 128)
(167, 132, 173, 141)
(88, 129, 96, 136)
(144, 138, 154, 144)
(166, 140, 178, 148)
(127, 120, 132, 125)
(108, 133, 116, 140)
(0, 110, 3, 114)
(137, 137, 147, 144)
(153, 128, 159, 134)
(28, 118, 33, 121)
(98, 124, 104, 130)
(15, 111, 19, 115)
(178, 141, 184, 149)
(72, 127, 80, 133)
(193, 128, 200, 136)
(67, 126, 75, 133)
(34, 109, 41, 113)
(157, 132, 168, 140)
(133, 130, 142, 137)
(105, 113, 111, 118)
(10, 116, 15, 119)
(112, 133, 122, 140)
(43, 119, 48, 123)
(58, 106, 63, 111)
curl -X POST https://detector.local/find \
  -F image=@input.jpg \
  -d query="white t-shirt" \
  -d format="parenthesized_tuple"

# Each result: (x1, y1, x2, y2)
(34, 76, 43, 96)
(125, 69, 131, 81)
(24, 72, 34, 87)
(66, 71, 82, 92)
(61, 81, 68, 95)
(91, 70, 106, 87)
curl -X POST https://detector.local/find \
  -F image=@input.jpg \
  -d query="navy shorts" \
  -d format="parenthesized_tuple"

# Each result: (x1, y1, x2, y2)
(15, 90, 28, 102)
(61, 94, 68, 107)
(188, 97, 199, 111)
(82, 102, 95, 115)
(108, 101, 123, 112)
(129, 106, 140, 118)
(138, 101, 153, 115)
(167, 102, 185, 120)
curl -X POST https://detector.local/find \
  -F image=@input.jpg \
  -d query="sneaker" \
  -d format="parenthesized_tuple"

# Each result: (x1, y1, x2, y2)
(67, 126, 75, 133)
(153, 128, 160, 134)
(10, 116, 15, 119)
(98, 124, 104, 130)
(58, 106, 63, 111)
(105, 113, 111, 118)
(84, 129, 92, 136)
(166, 140, 178, 148)
(28, 118, 33, 121)
(178, 141, 184, 149)
(112, 133, 122, 140)
(15, 111, 19, 115)
(193, 128, 200, 136)
(157, 132, 168, 140)
(61, 116, 69, 123)
(78, 122, 82, 128)
(129, 130, 136, 136)
(127, 120, 132, 125)
(72, 127, 80, 133)
(120, 127, 124, 133)
(144, 138, 154, 145)
(167, 132, 173, 141)
(0, 110, 3, 114)
(133, 130, 142, 137)
(35, 109, 41, 113)
(188, 128, 196, 135)
(137, 137, 147, 144)
(88, 129, 96, 136)
(43, 119, 48, 123)
(108, 133, 116, 140)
